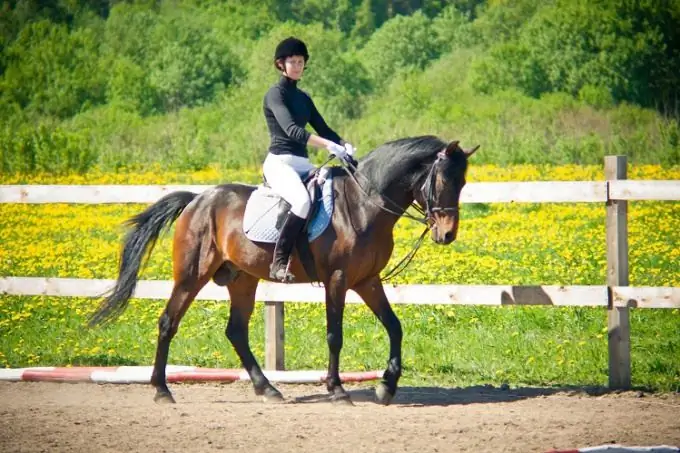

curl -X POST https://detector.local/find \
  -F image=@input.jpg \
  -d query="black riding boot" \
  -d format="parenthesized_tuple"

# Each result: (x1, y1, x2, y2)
(269, 211, 306, 282)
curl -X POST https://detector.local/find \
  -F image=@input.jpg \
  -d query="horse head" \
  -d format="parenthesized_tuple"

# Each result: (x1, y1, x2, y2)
(415, 140, 479, 244)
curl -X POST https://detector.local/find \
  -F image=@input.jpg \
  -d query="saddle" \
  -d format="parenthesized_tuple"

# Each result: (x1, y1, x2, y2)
(242, 168, 335, 282)
(272, 169, 325, 231)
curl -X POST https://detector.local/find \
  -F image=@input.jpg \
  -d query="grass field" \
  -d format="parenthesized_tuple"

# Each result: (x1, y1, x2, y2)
(0, 164, 678, 391)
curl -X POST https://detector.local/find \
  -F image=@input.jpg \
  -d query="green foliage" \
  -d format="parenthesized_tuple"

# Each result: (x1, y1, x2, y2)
(290, 0, 355, 32)
(469, 42, 549, 97)
(302, 36, 373, 121)
(470, 0, 540, 46)
(578, 85, 614, 110)
(100, 3, 159, 67)
(105, 57, 155, 114)
(351, 0, 376, 40)
(146, 26, 232, 111)
(471, 0, 680, 111)
(0, 122, 96, 174)
(431, 5, 475, 53)
(1, 0, 679, 173)
(358, 11, 440, 87)
(206, 2, 279, 42)
(1, 20, 105, 118)
(101, 3, 241, 114)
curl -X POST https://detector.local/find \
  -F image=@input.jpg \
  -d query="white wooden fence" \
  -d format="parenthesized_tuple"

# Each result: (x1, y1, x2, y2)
(1, 156, 679, 389)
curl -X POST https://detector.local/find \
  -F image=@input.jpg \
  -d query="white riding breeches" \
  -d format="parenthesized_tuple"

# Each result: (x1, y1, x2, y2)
(262, 153, 316, 218)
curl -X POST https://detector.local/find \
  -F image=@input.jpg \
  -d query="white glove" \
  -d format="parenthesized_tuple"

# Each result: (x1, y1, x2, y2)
(327, 142, 347, 159)
(344, 143, 356, 156)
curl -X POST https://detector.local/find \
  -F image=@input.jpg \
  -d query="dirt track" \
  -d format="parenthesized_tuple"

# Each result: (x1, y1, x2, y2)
(0, 381, 678, 453)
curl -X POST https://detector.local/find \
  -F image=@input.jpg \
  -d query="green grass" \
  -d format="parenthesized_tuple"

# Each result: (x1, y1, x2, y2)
(1, 295, 678, 392)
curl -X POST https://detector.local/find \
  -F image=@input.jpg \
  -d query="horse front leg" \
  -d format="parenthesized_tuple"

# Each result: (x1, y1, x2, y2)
(226, 274, 283, 403)
(324, 270, 351, 404)
(353, 275, 402, 405)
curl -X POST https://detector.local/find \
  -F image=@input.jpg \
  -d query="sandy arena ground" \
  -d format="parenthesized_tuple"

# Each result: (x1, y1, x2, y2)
(0, 381, 678, 453)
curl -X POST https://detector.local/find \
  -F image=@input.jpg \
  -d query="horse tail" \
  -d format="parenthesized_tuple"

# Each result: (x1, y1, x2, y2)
(87, 191, 198, 327)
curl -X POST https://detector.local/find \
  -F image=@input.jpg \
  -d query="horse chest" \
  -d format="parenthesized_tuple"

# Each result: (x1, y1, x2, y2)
(354, 233, 394, 275)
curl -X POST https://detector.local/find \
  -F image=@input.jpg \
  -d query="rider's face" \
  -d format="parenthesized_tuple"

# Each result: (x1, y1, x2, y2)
(282, 55, 305, 80)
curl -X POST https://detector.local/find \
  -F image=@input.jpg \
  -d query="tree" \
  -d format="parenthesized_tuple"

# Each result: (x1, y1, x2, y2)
(101, 3, 241, 113)
(0, 19, 105, 118)
(358, 11, 440, 87)
(352, 0, 376, 40)
(468, 0, 680, 113)
(520, 0, 679, 109)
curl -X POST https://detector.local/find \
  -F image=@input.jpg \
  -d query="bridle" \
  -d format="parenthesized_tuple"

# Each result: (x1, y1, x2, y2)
(419, 150, 460, 222)
(336, 149, 459, 226)
(331, 149, 460, 281)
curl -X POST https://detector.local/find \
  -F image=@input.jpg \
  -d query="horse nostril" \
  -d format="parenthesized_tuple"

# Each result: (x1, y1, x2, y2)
(444, 231, 454, 243)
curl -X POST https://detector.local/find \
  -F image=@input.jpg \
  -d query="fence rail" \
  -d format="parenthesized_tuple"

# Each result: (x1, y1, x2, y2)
(2, 277, 679, 309)
(1, 180, 679, 204)
(1, 155, 679, 390)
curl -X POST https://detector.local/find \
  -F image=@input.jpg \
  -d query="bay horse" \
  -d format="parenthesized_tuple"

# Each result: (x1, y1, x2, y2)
(88, 135, 478, 405)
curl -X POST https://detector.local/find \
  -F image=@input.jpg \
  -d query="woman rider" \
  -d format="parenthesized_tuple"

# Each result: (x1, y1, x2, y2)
(262, 36, 356, 282)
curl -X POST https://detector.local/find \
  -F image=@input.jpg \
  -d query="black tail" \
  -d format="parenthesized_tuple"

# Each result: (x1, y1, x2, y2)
(88, 191, 198, 327)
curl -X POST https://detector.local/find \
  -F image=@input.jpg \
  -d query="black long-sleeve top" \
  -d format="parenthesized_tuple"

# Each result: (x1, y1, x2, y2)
(263, 76, 342, 158)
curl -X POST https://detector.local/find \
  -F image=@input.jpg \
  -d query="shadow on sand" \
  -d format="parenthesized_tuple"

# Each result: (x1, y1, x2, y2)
(292, 384, 639, 407)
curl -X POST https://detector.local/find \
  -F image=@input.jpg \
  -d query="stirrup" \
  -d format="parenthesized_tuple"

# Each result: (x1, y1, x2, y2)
(269, 261, 295, 283)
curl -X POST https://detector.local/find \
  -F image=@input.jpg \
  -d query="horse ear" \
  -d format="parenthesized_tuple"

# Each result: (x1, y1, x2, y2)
(444, 140, 460, 156)
(464, 145, 480, 158)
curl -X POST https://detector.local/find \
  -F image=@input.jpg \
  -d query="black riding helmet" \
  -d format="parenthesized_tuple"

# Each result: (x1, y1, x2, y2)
(274, 37, 309, 64)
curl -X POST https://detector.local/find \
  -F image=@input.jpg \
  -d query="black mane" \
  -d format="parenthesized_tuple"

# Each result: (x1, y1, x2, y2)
(358, 135, 449, 193)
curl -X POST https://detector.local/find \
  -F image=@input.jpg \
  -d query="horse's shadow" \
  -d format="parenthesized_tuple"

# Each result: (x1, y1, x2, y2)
(292, 384, 619, 407)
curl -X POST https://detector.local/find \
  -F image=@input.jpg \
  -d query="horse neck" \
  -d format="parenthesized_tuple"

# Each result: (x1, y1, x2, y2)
(345, 169, 419, 231)
(381, 181, 417, 220)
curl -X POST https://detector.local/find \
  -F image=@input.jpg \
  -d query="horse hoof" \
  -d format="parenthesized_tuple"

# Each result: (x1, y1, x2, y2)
(331, 394, 354, 406)
(154, 392, 176, 404)
(375, 383, 394, 406)
(262, 388, 285, 403)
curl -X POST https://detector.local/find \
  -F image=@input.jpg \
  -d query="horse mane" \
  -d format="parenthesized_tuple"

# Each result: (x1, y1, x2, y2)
(357, 135, 449, 193)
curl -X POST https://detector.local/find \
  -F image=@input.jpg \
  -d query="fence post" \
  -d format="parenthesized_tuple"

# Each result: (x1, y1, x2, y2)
(605, 155, 631, 389)
(264, 301, 285, 370)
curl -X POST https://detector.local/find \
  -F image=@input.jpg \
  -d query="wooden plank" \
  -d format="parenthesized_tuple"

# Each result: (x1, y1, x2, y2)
(2, 276, 677, 308)
(264, 301, 285, 370)
(0, 185, 212, 204)
(0, 277, 117, 297)
(605, 155, 631, 390)
(4, 180, 679, 205)
(0, 277, 610, 306)
(1, 182, 609, 204)
(609, 180, 680, 201)
(0, 277, 177, 299)
(379, 284, 608, 306)
(612, 287, 680, 309)
(460, 181, 606, 203)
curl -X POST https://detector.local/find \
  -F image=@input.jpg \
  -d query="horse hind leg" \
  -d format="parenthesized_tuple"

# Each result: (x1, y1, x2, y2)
(151, 227, 221, 403)
(225, 273, 284, 402)
(152, 283, 202, 404)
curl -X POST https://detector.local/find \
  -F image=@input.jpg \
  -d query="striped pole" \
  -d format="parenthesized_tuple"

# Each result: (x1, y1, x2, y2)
(0, 366, 383, 384)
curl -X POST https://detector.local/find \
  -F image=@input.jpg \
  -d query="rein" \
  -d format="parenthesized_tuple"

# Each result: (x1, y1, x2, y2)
(344, 164, 429, 224)
(335, 151, 454, 281)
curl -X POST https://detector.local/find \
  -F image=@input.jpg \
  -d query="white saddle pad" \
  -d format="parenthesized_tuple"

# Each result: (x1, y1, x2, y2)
(242, 176, 334, 243)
